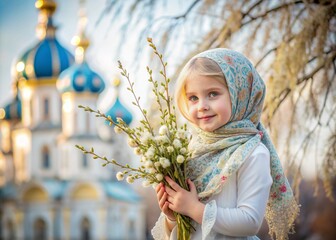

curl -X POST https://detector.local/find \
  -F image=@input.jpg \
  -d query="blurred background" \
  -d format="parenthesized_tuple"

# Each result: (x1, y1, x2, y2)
(0, 0, 335, 239)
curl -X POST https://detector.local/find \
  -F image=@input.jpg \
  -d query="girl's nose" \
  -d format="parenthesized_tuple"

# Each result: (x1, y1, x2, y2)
(198, 99, 209, 111)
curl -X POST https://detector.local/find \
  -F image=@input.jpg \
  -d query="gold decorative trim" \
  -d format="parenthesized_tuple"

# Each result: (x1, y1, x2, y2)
(61, 91, 99, 100)
(18, 78, 58, 88)
(26, 45, 38, 79)
(50, 40, 60, 76)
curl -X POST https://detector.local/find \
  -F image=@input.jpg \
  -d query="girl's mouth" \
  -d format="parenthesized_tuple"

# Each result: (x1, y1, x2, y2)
(198, 115, 215, 121)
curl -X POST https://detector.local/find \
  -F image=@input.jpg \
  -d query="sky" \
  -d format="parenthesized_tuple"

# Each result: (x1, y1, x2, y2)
(0, 0, 149, 113)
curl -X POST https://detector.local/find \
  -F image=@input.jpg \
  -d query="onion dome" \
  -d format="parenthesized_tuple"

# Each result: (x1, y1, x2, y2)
(56, 4, 105, 94)
(0, 83, 22, 121)
(105, 78, 133, 125)
(15, 0, 74, 82)
(57, 62, 105, 94)
(0, 96, 21, 121)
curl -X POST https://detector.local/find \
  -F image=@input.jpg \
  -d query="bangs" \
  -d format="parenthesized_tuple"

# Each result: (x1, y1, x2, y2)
(174, 57, 227, 121)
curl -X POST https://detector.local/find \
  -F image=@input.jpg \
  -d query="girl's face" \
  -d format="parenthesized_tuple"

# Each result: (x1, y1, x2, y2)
(185, 75, 232, 132)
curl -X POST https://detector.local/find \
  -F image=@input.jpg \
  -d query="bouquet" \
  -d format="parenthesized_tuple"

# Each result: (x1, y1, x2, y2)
(76, 38, 193, 239)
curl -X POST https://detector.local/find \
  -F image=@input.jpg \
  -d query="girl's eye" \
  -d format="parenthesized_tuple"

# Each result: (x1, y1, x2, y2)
(188, 96, 198, 102)
(209, 92, 218, 98)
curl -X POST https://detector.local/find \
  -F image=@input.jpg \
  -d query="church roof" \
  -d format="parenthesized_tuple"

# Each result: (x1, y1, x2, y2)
(0, 95, 21, 121)
(57, 62, 105, 94)
(0, 180, 141, 202)
(105, 97, 133, 126)
(14, 0, 74, 83)
(15, 36, 74, 81)
(0, 183, 18, 199)
(102, 181, 141, 202)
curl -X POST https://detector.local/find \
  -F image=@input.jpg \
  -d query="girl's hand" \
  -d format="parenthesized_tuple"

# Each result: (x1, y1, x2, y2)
(165, 176, 205, 224)
(155, 182, 176, 221)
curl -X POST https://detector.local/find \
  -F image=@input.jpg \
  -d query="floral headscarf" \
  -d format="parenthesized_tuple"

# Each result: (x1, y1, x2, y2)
(186, 49, 299, 240)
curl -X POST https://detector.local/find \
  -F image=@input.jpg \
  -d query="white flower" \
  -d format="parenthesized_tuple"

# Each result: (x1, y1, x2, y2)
(149, 168, 156, 174)
(156, 135, 169, 144)
(161, 159, 171, 168)
(180, 147, 187, 154)
(159, 125, 168, 135)
(152, 182, 159, 189)
(145, 160, 153, 168)
(140, 156, 147, 162)
(126, 176, 134, 184)
(145, 147, 155, 158)
(164, 160, 171, 168)
(167, 146, 174, 153)
(134, 147, 142, 155)
(156, 173, 164, 181)
(173, 139, 182, 149)
(159, 157, 168, 165)
(176, 155, 185, 164)
(114, 126, 123, 134)
(128, 138, 138, 148)
(116, 117, 123, 123)
(140, 131, 152, 144)
(142, 180, 151, 187)
(154, 162, 161, 168)
(176, 129, 186, 139)
(116, 172, 124, 181)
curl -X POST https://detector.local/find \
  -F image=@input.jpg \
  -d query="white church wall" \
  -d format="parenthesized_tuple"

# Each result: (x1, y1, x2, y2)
(30, 130, 60, 179)
(23, 203, 53, 240)
(12, 128, 31, 183)
(37, 86, 62, 125)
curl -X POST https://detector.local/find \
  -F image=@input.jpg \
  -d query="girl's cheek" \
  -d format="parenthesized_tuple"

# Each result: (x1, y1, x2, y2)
(188, 106, 196, 115)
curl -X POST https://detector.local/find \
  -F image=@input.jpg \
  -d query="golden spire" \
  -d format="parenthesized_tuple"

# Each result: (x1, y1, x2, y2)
(112, 76, 121, 97)
(35, 0, 57, 39)
(112, 77, 121, 88)
(35, 0, 56, 15)
(71, 0, 90, 63)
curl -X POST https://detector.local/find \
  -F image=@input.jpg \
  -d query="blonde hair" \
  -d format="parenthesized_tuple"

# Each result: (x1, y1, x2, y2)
(174, 57, 227, 120)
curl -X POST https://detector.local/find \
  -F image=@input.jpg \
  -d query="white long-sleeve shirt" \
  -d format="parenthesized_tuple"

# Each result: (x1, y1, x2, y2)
(152, 143, 272, 240)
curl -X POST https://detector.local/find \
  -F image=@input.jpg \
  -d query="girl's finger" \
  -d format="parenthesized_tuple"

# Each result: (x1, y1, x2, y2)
(167, 195, 174, 204)
(159, 192, 167, 208)
(155, 182, 163, 193)
(165, 177, 181, 191)
(188, 179, 197, 194)
(162, 202, 171, 215)
(156, 187, 164, 201)
(165, 186, 175, 196)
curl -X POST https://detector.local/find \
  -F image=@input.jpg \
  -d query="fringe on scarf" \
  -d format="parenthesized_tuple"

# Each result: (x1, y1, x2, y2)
(266, 197, 300, 240)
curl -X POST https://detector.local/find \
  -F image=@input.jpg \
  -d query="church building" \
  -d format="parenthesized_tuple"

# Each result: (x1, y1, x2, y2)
(0, 0, 145, 239)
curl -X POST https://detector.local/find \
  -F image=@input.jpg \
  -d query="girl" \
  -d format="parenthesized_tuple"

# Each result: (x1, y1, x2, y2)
(152, 48, 299, 240)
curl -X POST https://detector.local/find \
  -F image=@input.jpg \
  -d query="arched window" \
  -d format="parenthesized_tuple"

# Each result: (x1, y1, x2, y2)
(86, 112, 90, 133)
(33, 218, 46, 240)
(74, 112, 78, 132)
(80, 217, 91, 240)
(129, 219, 136, 239)
(6, 219, 16, 240)
(43, 97, 50, 120)
(82, 153, 88, 168)
(62, 149, 68, 169)
(30, 98, 33, 122)
(41, 146, 50, 169)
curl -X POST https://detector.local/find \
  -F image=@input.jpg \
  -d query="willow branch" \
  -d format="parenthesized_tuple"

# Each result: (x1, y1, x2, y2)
(242, 0, 264, 18)
(242, 1, 304, 26)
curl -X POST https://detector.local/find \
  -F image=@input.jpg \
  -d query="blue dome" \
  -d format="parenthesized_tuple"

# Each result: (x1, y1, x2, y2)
(57, 62, 105, 94)
(105, 97, 133, 125)
(1, 96, 21, 121)
(15, 37, 74, 80)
